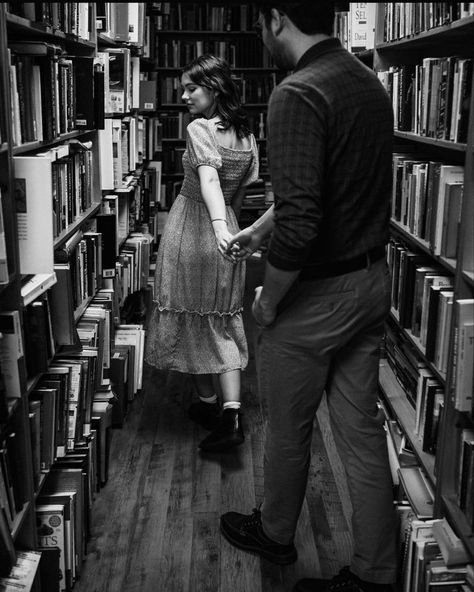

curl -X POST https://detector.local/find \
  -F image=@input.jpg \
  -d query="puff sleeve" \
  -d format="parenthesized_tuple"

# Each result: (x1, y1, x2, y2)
(241, 134, 260, 186)
(186, 119, 222, 170)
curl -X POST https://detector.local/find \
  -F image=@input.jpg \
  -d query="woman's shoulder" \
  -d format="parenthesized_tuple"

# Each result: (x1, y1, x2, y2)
(187, 117, 213, 133)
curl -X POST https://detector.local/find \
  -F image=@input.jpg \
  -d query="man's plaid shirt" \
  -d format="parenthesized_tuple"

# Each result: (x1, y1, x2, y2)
(266, 38, 394, 272)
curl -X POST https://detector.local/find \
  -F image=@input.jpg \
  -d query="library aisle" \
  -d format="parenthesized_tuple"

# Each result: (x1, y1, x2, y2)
(73, 259, 353, 592)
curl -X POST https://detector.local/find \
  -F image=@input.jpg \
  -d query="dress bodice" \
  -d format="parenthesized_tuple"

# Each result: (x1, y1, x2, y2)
(179, 118, 259, 205)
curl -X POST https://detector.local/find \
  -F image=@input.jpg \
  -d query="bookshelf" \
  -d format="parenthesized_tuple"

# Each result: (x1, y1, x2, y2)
(371, 0, 474, 571)
(0, 3, 153, 589)
(148, 2, 278, 214)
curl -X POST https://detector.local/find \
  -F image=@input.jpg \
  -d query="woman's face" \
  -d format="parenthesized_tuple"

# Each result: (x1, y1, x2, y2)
(181, 73, 216, 118)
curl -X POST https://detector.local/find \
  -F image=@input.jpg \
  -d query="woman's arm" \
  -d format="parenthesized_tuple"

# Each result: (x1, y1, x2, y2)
(230, 185, 246, 220)
(197, 164, 233, 257)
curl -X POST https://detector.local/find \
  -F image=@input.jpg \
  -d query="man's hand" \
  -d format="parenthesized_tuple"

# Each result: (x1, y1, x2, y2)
(226, 226, 263, 262)
(252, 286, 277, 327)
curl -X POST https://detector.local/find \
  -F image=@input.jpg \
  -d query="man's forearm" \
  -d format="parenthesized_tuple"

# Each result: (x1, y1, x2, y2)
(251, 204, 275, 240)
(260, 260, 300, 310)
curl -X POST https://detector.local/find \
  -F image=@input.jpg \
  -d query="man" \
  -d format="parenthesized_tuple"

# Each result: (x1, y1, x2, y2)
(220, 2, 397, 591)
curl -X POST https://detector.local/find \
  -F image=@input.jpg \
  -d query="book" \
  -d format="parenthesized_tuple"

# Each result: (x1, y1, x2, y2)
(43, 467, 87, 570)
(38, 366, 71, 458)
(13, 153, 55, 274)
(0, 190, 9, 285)
(440, 182, 463, 259)
(453, 299, 474, 413)
(23, 298, 51, 378)
(49, 263, 82, 349)
(139, 80, 157, 111)
(38, 547, 61, 592)
(109, 348, 129, 426)
(402, 518, 442, 592)
(30, 387, 57, 472)
(36, 503, 68, 592)
(433, 165, 464, 256)
(37, 492, 77, 586)
(0, 311, 26, 398)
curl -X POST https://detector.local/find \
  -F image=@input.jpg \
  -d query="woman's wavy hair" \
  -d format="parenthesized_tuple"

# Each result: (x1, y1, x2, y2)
(182, 54, 251, 138)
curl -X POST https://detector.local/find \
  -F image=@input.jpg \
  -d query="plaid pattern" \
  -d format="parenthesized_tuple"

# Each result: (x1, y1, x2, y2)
(266, 38, 394, 271)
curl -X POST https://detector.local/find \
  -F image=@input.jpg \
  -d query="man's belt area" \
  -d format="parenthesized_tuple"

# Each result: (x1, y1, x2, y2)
(299, 245, 386, 280)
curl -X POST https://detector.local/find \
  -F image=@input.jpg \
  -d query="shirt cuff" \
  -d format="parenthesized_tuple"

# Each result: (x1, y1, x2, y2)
(267, 249, 305, 271)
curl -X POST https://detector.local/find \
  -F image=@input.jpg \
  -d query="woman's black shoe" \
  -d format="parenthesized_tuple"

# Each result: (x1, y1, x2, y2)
(199, 408, 244, 452)
(188, 401, 220, 431)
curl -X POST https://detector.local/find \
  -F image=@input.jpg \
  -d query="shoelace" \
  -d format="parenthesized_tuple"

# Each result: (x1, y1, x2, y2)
(241, 508, 262, 529)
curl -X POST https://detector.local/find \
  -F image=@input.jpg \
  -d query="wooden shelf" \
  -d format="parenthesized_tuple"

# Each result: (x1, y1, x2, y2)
(394, 131, 467, 153)
(378, 360, 436, 483)
(53, 203, 102, 249)
(154, 29, 258, 36)
(376, 15, 474, 52)
(155, 66, 278, 72)
(6, 12, 96, 55)
(12, 129, 96, 155)
(441, 494, 474, 557)
(389, 220, 457, 275)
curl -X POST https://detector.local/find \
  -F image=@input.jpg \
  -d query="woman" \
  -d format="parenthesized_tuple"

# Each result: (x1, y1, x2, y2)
(145, 54, 259, 452)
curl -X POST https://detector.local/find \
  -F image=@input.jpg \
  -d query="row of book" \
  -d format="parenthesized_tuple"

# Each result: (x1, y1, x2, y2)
(384, 321, 443, 455)
(96, 49, 155, 115)
(155, 38, 274, 69)
(150, 2, 260, 32)
(382, 2, 474, 42)
(334, 3, 376, 53)
(391, 156, 464, 257)
(398, 516, 473, 591)
(381, 396, 474, 591)
(7, 3, 146, 47)
(98, 114, 164, 191)
(158, 71, 277, 106)
(388, 238, 474, 411)
(8, 43, 104, 146)
(12, 141, 98, 277)
(158, 110, 266, 141)
(1, 282, 146, 586)
(7, 3, 92, 40)
(388, 239, 455, 377)
(96, 3, 145, 45)
(378, 57, 472, 143)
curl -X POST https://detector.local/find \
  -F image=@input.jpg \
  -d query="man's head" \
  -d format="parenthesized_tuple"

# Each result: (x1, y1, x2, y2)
(255, 1, 335, 69)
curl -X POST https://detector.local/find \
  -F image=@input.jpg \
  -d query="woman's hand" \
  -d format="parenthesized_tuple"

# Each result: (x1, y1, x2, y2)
(226, 225, 263, 261)
(211, 220, 234, 259)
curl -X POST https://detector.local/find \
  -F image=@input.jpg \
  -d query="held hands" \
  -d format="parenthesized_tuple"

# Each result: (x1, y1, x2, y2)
(225, 226, 262, 262)
(212, 220, 234, 259)
(252, 286, 277, 327)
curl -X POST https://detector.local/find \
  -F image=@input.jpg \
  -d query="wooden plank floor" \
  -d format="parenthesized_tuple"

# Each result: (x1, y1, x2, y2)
(74, 258, 353, 592)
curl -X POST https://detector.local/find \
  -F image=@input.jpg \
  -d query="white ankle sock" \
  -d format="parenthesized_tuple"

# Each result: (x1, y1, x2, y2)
(199, 394, 217, 404)
(223, 401, 241, 410)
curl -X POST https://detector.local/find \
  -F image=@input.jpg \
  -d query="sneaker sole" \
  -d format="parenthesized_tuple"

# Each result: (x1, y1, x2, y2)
(220, 522, 297, 565)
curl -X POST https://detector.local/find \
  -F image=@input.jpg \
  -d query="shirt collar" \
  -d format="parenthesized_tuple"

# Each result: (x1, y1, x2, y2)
(295, 37, 343, 71)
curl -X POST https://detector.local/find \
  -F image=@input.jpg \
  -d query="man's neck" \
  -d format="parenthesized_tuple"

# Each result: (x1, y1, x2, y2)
(289, 33, 332, 67)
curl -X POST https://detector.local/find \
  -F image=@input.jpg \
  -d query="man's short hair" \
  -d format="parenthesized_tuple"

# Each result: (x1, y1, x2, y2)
(256, 1, 335, 36)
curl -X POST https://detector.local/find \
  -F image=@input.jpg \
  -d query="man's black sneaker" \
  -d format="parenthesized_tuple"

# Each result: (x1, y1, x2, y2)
(294, 567, 393, 592)
(220, 508, 297, 565)
(188, 400, 220, 431)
